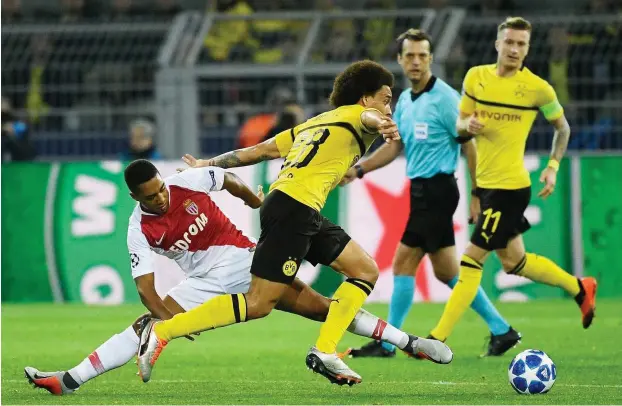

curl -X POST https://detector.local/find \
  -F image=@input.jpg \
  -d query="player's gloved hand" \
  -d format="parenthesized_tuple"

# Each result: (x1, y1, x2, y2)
(379, 118, 401, 143)
(469, 195, 481, 224)
(466, 112, 485, 135)
(339, 168, 357, 186)
(538, 167, 557, 199)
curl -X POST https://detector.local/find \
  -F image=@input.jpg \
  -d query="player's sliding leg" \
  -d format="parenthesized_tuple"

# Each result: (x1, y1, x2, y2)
(429, 246, 519, 357)
(350, 243, 515, 358)
(138, 276, 289, 383)
(304, 240, 451, 385)
(25, 313, 148, 395)
(25, 297, 186, 395)
(302, 240, 377, 385)
(345, 308, 452, 364)
(276, 278, 452, 363)
(349, 243, 421, 358)
(313, 241, 377, 353)
(497, 236, 597, 329)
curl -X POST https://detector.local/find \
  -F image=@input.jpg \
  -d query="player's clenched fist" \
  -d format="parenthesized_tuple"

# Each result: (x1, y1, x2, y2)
(379, 118, 401, 143)
(467, 113, 485, 135)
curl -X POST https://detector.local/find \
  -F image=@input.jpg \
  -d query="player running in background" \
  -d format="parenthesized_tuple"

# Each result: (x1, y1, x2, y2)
(428, 17, 597, 343)
(339, 29, 518, 359)
(137, 60, 452, 386)
(26, 159, 450, 395)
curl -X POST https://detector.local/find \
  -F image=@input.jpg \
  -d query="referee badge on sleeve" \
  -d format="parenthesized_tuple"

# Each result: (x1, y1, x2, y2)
(415, 122, 428, 140)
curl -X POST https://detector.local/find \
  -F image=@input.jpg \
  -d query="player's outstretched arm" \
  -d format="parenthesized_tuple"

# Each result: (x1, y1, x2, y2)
(135, 273, 176, 321)
(182, 137, 282, 170)
(339, 141, 402, 186)
(549, 115, 571, 163)
(538, 115, 571, 199)
(223, 172, 264, 208)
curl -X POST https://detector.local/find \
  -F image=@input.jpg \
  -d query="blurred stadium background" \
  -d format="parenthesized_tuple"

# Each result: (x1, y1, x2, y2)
(1, 0, 621, 306)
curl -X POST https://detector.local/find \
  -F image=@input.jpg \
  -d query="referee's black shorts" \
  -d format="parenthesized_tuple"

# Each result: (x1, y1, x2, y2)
(400, 173, 459, 253)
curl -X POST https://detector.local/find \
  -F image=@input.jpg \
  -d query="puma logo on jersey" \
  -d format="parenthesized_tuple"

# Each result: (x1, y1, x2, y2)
(481, 232, 492, 243)
(168, 213, 208, 252)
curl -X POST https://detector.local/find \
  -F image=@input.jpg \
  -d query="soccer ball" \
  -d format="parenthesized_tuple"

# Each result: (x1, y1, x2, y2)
(508, 349, 556, 394)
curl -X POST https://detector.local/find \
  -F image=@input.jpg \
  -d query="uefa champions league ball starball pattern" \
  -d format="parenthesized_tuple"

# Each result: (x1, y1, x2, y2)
(508, 349, 556, 394)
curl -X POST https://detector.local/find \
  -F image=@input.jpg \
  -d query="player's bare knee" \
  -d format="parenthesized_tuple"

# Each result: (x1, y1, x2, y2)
(393, 244, 423, 277)
(392, 255, 407, 275)
(500, 256, 521, 273)
(393, 255, 415, 277)
(464, 244, 489, 264)
(245, 294, 276, 320)
(359, 258, 379, 284)
(434, 269, 456, 284)
(248, 303, 274, 320)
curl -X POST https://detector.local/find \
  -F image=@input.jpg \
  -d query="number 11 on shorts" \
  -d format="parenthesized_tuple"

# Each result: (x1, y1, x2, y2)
(480, 208, 502, 243)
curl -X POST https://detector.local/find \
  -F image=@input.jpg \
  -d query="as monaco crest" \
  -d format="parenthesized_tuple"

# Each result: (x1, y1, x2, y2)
(183, 199, 199, 216)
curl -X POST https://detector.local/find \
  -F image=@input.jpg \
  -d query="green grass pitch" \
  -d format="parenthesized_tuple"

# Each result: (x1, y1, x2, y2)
(2, 300, 621, 404)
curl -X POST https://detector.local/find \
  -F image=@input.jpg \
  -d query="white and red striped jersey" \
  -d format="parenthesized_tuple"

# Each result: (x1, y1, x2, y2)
(127, 167, 255, 279)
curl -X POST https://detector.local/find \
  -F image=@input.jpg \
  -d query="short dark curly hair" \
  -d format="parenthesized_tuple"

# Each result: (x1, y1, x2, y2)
(124, 159, 159, 194)
(329, 60, 394, 108)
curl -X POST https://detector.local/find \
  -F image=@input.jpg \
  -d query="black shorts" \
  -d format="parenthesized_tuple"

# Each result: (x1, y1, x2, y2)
(250, 190, 351, 284)
(401, 173, 459, 253)
(470, 187, 531, 250)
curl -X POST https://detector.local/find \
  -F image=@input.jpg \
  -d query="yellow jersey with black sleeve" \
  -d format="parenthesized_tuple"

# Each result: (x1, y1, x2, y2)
(270, 104, 380, 211)
(459, 64, 564, 190)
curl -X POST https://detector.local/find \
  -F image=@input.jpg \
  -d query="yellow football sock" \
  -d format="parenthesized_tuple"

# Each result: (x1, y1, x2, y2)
(315, 278, 374, 354)
(513, 253, 580, 296)
(431, 255, 483, 341)
(154, 293, 247, 341)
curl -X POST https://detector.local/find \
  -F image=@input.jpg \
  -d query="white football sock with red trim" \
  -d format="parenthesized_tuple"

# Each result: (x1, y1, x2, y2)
(347, 309, 410, 349)
(69, 325, 139, 385)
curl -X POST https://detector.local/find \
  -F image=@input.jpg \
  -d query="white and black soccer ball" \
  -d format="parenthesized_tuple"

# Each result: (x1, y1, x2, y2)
(508, 349, 556, 394)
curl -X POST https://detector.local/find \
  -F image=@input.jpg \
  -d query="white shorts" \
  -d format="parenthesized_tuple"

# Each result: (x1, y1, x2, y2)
(166, 248, 253, 311)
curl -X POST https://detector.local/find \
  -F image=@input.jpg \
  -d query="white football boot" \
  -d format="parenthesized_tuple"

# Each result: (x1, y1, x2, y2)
(305, 347, 362, 386)
(137, 318, 168, 383)
(24, 367, 75, 395)
(404, 334, 454, 364)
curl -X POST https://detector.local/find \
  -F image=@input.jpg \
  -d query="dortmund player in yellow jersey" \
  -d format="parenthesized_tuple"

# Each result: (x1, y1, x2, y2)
(428, 17, 598, 344)
(136, 61, 453, 386)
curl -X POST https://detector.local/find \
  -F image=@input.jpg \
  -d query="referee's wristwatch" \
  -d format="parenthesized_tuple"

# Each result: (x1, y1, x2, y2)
(354, 164, 365, 179)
